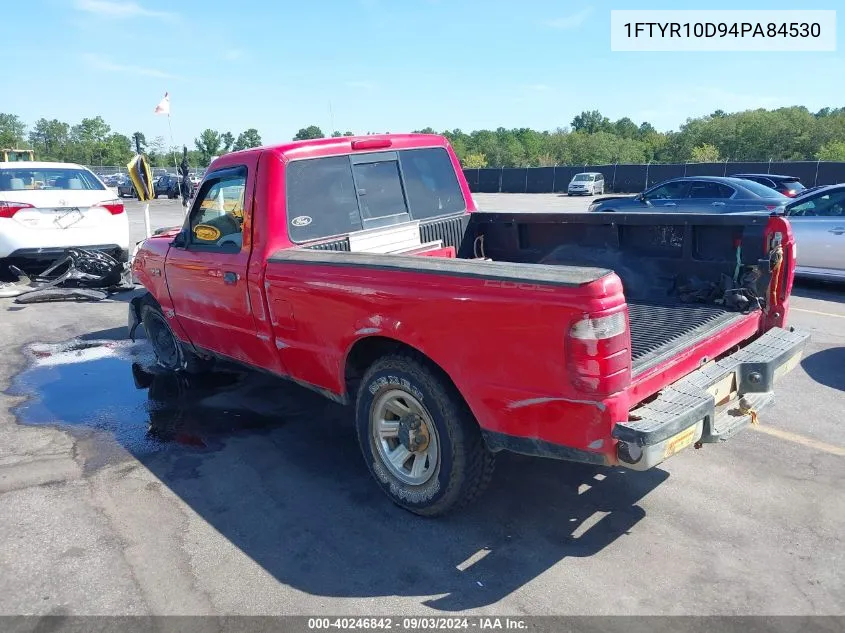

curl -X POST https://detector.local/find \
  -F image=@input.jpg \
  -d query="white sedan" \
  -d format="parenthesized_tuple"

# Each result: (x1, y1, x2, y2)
(0, 162, 130, 273)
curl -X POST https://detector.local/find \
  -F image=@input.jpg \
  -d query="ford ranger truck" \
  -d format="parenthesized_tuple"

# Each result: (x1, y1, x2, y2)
(129, 134, 809, 516)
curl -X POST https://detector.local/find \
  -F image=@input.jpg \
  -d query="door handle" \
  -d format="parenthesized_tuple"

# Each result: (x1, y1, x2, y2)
(712, 201, 726, 207)
(223, 271, 239, 285)
(663, 202, 677, 206)
(829, 227, 845, 235)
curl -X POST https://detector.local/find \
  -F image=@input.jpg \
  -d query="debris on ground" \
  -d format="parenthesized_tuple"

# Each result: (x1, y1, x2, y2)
(0, 248, 135, 303)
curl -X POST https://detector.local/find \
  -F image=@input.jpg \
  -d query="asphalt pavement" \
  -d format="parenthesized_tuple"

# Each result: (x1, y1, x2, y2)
(0, 195, 842, 616)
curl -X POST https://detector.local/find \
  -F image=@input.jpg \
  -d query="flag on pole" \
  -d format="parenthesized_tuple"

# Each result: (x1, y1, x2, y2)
(154, 92, 170, 116)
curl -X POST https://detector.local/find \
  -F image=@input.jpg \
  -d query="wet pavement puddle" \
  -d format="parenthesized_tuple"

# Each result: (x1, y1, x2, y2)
(8, 338, 334, 461)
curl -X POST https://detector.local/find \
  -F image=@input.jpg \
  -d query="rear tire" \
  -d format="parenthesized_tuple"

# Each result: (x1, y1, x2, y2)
(140, 299, 214, 374)
(355, 353, 495, 516)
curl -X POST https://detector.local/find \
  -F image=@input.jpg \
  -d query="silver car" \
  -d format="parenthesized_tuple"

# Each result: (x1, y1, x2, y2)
(784, 184, 845, 281)
(568, 172, 605, 196)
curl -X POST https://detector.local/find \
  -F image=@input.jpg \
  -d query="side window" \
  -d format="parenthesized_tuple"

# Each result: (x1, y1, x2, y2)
(188, 167, 246, 251)
(287, 156, 363, 243)
(687, 181, 734, 199)
(644, 181, 688, 200)
(399, 147, 466, 219)
(596, 174, 604, 182)
(789, 192, 845, 217)
(351, 157, 410, 228)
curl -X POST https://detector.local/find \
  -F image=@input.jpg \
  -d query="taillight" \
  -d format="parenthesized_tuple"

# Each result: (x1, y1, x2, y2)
(0, 201, 34, 218)
(566, 309, 631, 396)
(93, 199, 125, 215)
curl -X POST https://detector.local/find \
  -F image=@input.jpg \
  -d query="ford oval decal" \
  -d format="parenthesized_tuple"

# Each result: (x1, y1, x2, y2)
(291, 215, 312, 227)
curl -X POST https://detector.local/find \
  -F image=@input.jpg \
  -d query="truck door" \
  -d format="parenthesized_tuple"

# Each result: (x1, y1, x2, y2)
(164, 162, 271, 368)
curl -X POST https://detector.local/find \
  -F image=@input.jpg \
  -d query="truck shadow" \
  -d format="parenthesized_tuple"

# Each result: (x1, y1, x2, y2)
(801, 347, 845, 392)
(11, 339, 667, 612)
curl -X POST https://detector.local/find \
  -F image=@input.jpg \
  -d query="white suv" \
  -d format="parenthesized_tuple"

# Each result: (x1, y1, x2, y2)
(0, 162, 129, 273)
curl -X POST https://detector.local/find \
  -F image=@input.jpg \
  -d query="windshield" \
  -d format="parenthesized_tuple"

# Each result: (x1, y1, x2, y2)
(736, 179, 787, 198)
(573, 174, 594, 181)
(0, 167, 105, 192)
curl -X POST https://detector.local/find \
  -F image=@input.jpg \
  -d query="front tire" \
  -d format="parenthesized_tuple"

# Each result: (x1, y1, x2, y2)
(140, 300, 213, 374)
(355, 353, 495, 516)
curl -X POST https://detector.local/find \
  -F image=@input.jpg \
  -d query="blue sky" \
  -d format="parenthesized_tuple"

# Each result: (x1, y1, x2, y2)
(4, 0, 844, 147)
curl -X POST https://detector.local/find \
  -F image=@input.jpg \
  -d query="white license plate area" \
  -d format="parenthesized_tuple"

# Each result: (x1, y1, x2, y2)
(53, 207, 84, 229)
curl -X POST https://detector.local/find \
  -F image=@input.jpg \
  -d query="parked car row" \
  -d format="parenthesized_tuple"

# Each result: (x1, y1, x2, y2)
(117, 173, 200, 199)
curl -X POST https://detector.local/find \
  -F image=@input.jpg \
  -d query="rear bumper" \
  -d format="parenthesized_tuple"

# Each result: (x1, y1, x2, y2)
(2, 245, 129, 274)
(612, 326, 810, 471)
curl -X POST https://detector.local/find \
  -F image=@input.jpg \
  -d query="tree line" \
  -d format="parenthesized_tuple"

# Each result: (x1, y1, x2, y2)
(0, 113, 263, 169)
(288, 108, 845, 167)
(4, 106, 845, 169)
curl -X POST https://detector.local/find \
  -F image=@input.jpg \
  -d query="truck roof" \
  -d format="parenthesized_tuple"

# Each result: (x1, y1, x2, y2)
(212, 133, 449, 168)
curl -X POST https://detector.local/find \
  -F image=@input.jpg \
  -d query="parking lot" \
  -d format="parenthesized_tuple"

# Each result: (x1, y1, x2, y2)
(0, 195, 843, 616)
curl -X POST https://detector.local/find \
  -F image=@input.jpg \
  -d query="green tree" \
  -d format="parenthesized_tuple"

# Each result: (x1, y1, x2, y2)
(70, 116, 111, 164)
(816, 141, 845, 161)
(233, 128, 262, 151)
(0, 113, 27, 148)
(103, 133, 132, 165)
(220, 131, 235, 153)
(637, 122, 657, 137)
(462, 152, 488, 168)
(194, 129, 222, 165)
(293, 125, 324, 140)
(690, 143, 721, 162)
(613, 117, 639, 139)
(29, 118, 69, 160)
(571, 110, 611, 134)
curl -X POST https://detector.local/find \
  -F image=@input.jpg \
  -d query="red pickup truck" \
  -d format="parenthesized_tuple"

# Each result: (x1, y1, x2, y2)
(129, 133, 808, 516)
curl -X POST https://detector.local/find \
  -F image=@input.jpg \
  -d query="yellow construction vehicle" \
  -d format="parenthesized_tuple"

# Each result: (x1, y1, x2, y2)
(1, 148, 35, 162)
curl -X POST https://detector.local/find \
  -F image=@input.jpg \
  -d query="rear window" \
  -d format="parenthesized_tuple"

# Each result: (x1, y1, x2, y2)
(782, 179, 805, 191)
(286, 146, 466, 243)
(399, 147, 466, 219)
(738, 179, 787, 198)
(0, 168, 105, 192)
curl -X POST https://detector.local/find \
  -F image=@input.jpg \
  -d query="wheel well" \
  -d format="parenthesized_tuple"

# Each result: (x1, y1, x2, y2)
(344, 336, 463, 405)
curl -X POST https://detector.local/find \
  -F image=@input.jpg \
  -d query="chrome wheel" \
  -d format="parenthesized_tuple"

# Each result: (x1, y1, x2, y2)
(371, 389, 439, 486)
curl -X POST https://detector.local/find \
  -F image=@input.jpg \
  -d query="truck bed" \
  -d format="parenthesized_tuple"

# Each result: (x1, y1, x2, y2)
(628, 300, 750, 375)
(460, 210, 775, 375)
